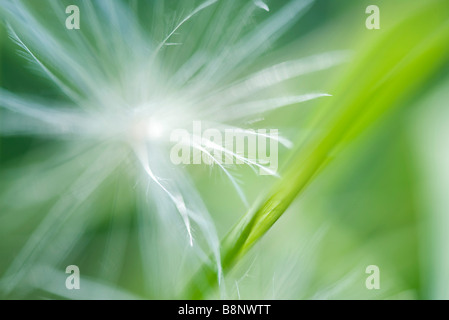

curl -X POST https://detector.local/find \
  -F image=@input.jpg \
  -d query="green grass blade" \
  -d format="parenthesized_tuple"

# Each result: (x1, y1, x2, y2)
(184, 0, 449, 299)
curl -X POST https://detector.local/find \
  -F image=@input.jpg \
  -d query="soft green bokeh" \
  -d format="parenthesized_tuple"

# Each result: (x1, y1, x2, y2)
(1, 0, 448, 300)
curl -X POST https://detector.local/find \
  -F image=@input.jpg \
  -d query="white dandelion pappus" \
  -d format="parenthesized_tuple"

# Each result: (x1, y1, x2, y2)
(0, 0, 347, 298)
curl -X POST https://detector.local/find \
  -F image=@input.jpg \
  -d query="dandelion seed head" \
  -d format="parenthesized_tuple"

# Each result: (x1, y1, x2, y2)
(0, 0, 348, 297)
(146, 119, 165, 141)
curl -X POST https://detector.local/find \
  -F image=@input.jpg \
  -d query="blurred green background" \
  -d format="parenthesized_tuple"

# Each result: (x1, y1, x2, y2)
(1, 0, 449, 300)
